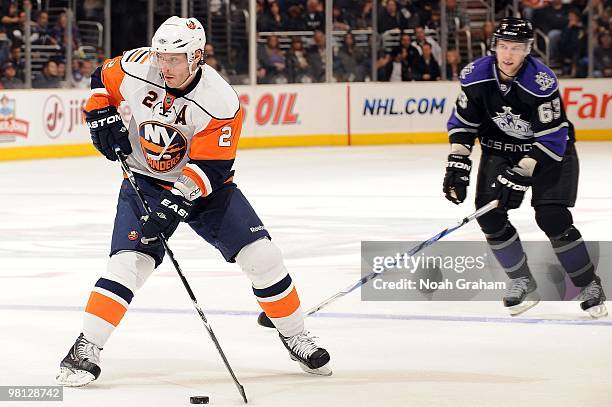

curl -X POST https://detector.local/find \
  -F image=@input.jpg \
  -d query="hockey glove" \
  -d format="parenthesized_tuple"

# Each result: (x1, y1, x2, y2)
(140, 189, 193, 245)
(443, 154, 472, 205)
(495, 166, 531, 210)
(86, 106, 131, 161)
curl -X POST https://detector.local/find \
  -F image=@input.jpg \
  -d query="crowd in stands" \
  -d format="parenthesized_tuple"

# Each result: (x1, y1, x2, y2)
(255, 0, 611, 82)
(1, 0, 610, 89)
(0, 1, 98, 89)
(524, 0, 611, 77)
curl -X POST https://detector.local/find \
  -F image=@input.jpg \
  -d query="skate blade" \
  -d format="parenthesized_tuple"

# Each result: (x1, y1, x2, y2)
(290, 356, 333, 376)
(585, 303, 608, 319)
(297, 361, 333, 376)
(56, 367, 95, 387)
(508, 299, 540, 316)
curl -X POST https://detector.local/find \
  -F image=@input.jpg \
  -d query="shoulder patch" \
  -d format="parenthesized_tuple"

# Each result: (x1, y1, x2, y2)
(460, 55, 495, 87)
(516, 56, 558, 97)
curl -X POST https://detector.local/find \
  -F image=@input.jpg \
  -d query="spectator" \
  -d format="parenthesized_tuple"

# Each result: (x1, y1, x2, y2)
(0, 62, 24, 88)
(413, 26, 442, 64)
(560, 9, 586, 77)
(446, 0, 469, 31)
(378, 0, 406, 33)
(1, 2, 21, 40)
(307, 30, 326, 82)
(32, 59, 61, 88)
(72, 55, 83, 83)
(51, 12, 80, 51)
(32, 10, 57, 46)
(335, 32, 367, 82)
(521, 0, 550, 21)
(7, 43, 24, 81)
(380, 47, 412, 82)
(304, 0, 325, 31)
(56, 59, 66, 81)
(482, 20, 495, 51)
(397, 0, 422, 29)
(257, 34, 287, 83)
(594, 31, 612, 77)
(285, 4, 306, 31)
(414, 42, 440, 81)
(354, 0, 373, 29)
(204, 43, 229, 80)
(287, 36, 314, 83)
(398, 33, 420, 68)
(95, 46, 106, 65)
(333, 4, 353, 31)
(74, 59, 94, 88)
(446, 49, 462, 80)
(533, 0, 568, 64)
(259, 1, 287, 32)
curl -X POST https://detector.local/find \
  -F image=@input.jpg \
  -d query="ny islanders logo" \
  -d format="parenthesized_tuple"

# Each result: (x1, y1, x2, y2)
(139, 121, 187, 173)
(492, 106, 532, 139)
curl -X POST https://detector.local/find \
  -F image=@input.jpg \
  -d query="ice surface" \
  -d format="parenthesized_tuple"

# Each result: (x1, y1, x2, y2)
(1, 143, 611, 406)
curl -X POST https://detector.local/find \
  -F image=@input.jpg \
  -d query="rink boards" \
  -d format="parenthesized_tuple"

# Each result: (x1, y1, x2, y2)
(0, 79, 610, 160)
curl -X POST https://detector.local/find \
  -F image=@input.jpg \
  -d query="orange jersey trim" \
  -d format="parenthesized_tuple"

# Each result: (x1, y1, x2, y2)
(85, 56, 126, 112)
(189, 107, 243, 161)
(182, 166, 209, 196)
(258, 287, 301, 318)
(85, 291, 128, 326)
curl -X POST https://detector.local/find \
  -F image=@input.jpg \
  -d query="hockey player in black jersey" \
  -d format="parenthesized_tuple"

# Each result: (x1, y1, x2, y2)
(443, 17, 607, 318)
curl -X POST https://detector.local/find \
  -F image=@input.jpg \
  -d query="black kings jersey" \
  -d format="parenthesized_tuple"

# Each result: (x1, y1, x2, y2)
(447, 55, 574, 166)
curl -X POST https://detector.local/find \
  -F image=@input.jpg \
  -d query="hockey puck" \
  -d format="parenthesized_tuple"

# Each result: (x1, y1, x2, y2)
(257, 311, 275, 328)
(190, 396, 209, 404)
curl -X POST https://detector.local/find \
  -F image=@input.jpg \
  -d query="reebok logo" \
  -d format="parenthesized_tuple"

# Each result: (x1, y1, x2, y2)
(250, 225, 266, 233)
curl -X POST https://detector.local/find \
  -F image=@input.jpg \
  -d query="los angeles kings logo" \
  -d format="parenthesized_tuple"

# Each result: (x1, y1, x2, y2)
(138, 121, 187, 173)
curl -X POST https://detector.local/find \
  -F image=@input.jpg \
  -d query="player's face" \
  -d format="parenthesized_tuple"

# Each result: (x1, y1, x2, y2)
(495, 39, 527, 76)
(156, 52, 190, 88)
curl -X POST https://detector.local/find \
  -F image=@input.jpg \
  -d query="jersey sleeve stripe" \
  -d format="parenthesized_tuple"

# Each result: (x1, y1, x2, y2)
(124, 49, 140, 62)
(453, 110, 481, 127)
(183, 163, 213, 196)
(448, 127, 478, 136)
(90, 88, 109, 96)
(533, 142, 563, 162)
(534, 122, 568, 137)
(133, 50, 148, 63)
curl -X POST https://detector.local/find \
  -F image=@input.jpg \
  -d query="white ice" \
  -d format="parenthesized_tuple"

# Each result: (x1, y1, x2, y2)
(1, 143, 611, 407)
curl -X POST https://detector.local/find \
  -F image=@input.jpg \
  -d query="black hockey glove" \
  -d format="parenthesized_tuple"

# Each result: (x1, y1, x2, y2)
(86, 106, 131, 161)
(443, 154, 472, 205)
(494, 167, 532, 210)
(140, 189, 193, 245)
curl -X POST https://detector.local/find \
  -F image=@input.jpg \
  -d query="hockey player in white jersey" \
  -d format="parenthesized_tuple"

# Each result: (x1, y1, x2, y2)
(56, 16, 331, 387)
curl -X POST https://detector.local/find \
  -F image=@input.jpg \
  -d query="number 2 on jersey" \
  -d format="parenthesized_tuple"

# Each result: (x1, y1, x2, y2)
(218, 126, 231, 147)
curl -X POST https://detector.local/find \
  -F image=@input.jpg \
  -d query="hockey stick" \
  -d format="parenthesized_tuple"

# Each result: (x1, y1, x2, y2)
(257, 199, 500, 328)
(114, 147, 248, 404)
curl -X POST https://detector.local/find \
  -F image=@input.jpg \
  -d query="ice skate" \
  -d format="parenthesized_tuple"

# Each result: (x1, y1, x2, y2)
(578, 276, 608, 319)
(503, 276, 539, 316)
(280, 330, 332, 376)
(56, 333, 102, 387)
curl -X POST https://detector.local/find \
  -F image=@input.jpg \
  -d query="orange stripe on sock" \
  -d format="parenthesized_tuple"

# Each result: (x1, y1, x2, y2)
(258, 287, 301, 318)
(85, 291, 127, 326)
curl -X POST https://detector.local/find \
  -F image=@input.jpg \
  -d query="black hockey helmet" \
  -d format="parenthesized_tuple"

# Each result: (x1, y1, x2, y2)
(491, 17, 534, 52)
